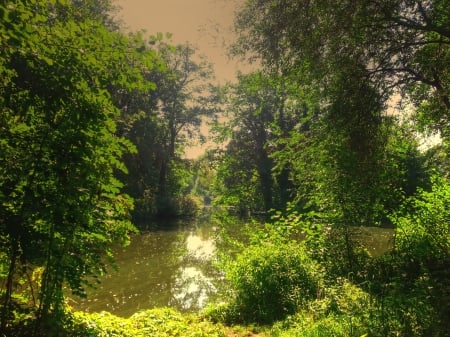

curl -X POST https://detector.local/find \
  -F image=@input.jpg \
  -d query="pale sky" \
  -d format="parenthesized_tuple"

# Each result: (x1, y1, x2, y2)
(115, 0, 248, 84)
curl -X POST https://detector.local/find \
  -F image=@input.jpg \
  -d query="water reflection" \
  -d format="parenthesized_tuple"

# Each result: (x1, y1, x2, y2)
(69, 212, 217, 317)
(172, 266, 216, 310)
(186, 232, 215, 260)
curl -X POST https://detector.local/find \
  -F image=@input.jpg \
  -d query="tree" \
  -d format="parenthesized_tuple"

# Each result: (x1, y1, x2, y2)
(234, 0, 449, 137)
(213, 71, 307, 213)
(152, 41, 215, 216)
(50, 0, 120, 30)
(231, 0, 449, 275)
(107, 35, 217, 220)
(0, 1, 145, 332)
(108, 32, 165, 222)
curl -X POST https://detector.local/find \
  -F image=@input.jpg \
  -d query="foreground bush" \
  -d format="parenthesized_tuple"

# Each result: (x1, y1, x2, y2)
(69, 308, 225, 337)
(268, 278, 370, 337)
(214, 240, 321, 324)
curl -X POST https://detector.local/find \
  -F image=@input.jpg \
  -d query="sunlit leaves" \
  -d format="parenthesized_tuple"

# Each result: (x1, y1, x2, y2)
(393, 175, 450, 263)
(0, 0, 157, 326)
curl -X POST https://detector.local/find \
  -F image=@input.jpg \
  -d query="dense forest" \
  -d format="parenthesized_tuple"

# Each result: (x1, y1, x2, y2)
(0, 0, 449, 336)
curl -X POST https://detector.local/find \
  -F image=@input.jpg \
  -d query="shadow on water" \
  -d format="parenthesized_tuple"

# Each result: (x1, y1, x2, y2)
(68, 209, 219, 317)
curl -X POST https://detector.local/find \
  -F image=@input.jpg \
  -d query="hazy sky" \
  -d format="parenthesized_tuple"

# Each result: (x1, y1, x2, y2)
(115, 0, 247, 83)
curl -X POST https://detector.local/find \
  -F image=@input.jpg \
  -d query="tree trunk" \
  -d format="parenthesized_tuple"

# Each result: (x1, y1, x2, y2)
(1, 237, 19, 332)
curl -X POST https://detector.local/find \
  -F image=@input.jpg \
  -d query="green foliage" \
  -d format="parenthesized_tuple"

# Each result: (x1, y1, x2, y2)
(230, 0, 449, 283)
(189, 155, 216, 204)
(213, 151, 262, 213)
(383, 175, 450, 335)
(234, 0, 449, 121)
(0, 0, 143, 330)
(270, 313, 365, 337)
(212, 71, 308, 213)
(393, 175, 450, 265)
(69, 308, 225, 337)
(118, 38, 216, 219)
(269, 274, 446, 337)
(229, 243, 318, 323)
(209, 179, 449, 334)
(1, 1, 448, 336)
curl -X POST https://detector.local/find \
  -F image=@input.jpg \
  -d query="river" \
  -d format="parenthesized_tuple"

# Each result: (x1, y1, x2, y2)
(68, 209, 393, 317)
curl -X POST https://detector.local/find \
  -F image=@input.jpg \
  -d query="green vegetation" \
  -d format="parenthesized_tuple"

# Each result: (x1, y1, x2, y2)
(68, 308, 224, 337)
(207, 0, 449, 335)
(216, 242, 320, 324)
(205, 181, 450, 335)
(1, 0, 449, 336)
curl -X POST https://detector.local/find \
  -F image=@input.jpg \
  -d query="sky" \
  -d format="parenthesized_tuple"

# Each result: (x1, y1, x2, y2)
(115, 0, 248, 84)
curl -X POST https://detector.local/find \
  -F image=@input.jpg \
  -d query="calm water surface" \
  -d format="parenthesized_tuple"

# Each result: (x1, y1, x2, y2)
(69, 211, 219, 317)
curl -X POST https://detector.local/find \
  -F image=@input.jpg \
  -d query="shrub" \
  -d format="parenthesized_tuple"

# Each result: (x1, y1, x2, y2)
(223, 241, 321, 324)
(269, 279, 371, 337)
(175, 194, 202, 216)
(392, 175, 450, 270)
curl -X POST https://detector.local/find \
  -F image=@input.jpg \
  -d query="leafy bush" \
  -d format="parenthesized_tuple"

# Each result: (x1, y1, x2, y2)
(388, 175, 450, 335)
(392, 175, 450, 270)
(174, 194, 202, 216)
(269, 279, 370, 337)
(222, 240, 321, 324)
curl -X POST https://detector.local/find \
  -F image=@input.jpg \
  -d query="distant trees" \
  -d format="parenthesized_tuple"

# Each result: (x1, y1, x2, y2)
(152, 42, 215, 215)
(116, 37, 216, 220)
(213, 71, 304, 213)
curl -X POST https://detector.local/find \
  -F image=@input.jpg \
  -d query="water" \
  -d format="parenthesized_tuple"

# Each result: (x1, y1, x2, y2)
(68, 212, 219, 317)
(68, 211, 394, 317)
(355, 226, 394, 257)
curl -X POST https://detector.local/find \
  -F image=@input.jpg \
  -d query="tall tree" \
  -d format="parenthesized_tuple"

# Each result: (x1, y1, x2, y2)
(153, 41, 215, 215)
(108, 32, 165, 222)
(234, 0, 449, 136)
(214, 71, 306, 213)
(0, 1, 145, 332)
(231, 0, 449, 275)
(232, 0, 449, 214)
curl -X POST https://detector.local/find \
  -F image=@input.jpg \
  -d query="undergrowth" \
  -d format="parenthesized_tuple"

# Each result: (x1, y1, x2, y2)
(68, 307, 225, 337)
